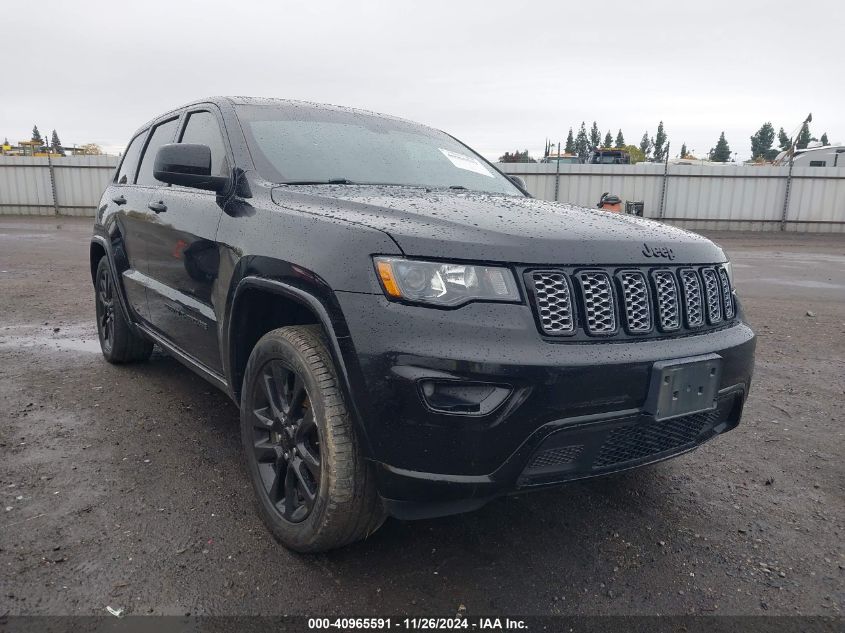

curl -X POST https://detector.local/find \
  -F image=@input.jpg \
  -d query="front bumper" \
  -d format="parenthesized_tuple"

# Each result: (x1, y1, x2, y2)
(335, 292, 756, 519)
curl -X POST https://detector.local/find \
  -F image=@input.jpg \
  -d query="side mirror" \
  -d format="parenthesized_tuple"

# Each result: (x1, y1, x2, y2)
(508, 175, 527, 190)
(153, 144, 228, 193)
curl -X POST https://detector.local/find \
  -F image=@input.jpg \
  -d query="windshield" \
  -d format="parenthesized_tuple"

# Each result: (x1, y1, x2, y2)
(236, 104, 522, 196)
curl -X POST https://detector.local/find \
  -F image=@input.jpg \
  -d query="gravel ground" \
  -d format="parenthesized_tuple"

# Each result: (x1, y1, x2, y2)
(0, 217, 842, 617)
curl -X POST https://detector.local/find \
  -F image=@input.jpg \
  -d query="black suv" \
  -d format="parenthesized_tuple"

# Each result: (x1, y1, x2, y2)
(91, 97, 755, 551)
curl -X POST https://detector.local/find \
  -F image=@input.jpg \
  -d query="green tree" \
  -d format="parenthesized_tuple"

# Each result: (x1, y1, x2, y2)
(31, 125, 42, 143)
(614, 129, 625, 148)
(564, 128, 575, 154)
(680, 143, 688, 158)
(498, 149, 536, 163)
(750, 122, 776, 160)
(796, 122, 812, 149)
(589, 121, 601, 149)
(820, 132, 829, 146)
(574, 122, 590, 160)
(712, 132, 731, 162)
(50, 130, 65, 156)
(652, 121, 668, 161)
(602, 131, 613, 148)
(777, 127, 791, 151)
(622, 145, 646, 164)
(639, 132, 652, 159)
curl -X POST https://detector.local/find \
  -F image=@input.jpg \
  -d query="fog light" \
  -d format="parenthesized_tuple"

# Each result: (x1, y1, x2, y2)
(418, 380, 511, 416)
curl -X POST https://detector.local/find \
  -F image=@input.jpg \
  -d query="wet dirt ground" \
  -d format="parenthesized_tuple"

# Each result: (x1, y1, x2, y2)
(1, 216, 843, 616)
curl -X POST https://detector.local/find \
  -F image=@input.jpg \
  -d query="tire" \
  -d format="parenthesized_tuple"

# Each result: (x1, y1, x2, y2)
(240, 325, 385, 552)
(94, 257, 153, 364)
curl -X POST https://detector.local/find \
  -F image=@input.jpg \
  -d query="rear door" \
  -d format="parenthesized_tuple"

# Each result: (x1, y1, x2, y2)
(143, 107, 229, 373)
(118, 116, 181, 325)
(105, 129, 151, 321)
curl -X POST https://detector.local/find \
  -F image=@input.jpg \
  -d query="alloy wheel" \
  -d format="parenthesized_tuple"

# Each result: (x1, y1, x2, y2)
(96, 265, 115, 352)
(250, 360, 322, 523)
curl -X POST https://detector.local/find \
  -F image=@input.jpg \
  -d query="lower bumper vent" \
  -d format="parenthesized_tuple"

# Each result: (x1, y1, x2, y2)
(528, 444, 584, 470)
(593, 410, 715, 468)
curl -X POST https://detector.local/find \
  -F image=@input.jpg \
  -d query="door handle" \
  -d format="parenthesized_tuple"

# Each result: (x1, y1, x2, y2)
(111, 195, 127, 206)
(148, 201, 168, 214)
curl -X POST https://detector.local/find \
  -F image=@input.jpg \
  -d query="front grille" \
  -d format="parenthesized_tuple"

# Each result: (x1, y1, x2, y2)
(652, 270, 680, 331)
(593, 410, 716, 468)
(525, 264, 736, 339)
(679, 268, 704, 327)
(701, 268, 723, 324)
(529, 271, 575, 335)
(577, 271, 616, 335)
(718, 267, 735, 319)
(618, 271, 651, 333)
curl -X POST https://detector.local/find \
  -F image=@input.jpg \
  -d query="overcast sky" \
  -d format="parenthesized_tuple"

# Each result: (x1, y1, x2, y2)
(2, 0, 842, 160)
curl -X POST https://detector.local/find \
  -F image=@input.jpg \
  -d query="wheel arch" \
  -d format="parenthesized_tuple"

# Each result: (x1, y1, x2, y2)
(226, 277, 373, 458)
(89, 238, 107, 284)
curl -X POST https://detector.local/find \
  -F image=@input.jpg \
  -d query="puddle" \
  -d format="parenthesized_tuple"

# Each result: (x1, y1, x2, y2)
(0, 323, 102, 354)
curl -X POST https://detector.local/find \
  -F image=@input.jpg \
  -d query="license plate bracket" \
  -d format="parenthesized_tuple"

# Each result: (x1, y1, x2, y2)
(644, 354, 722, 421)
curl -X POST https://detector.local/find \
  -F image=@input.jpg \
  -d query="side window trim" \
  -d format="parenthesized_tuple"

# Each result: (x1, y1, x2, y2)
(134, 115, 181, 186)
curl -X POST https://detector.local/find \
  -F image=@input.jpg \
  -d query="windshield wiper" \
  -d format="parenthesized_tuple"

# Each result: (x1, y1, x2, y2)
(448, 185, 468, 190)
(282, 178, 357, 185)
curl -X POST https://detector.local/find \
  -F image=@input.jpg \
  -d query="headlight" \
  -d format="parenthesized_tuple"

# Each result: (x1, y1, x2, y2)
(373, 257, 520, 307)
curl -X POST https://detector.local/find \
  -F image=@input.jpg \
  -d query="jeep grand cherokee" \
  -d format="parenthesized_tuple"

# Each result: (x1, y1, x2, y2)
(90, 97, 756, 551)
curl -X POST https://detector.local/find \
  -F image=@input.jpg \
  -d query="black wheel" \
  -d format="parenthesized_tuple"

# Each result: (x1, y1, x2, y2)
(94, 257, 153, 363)
(240, 325, 385, 552)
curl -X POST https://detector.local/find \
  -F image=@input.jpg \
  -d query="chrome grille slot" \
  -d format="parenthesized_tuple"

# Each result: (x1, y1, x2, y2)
(528, 271, 575, 335)
(701, 267, 723, 324)
(718, 266, 734, 319)
(577, 271, 617, 335)
(679, 268, 704, 327)
(525, 264, 736, 339)
(652, 270, 680, 331)
(618, 271, 651, 333)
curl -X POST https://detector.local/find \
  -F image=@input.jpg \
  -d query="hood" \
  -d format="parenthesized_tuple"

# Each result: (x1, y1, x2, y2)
(270, 185, 726, 265)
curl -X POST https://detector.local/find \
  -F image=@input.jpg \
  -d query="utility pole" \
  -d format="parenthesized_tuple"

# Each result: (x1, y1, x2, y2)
(554, 142, 561, 202)
(658, 142, 670, 220)
(781, 113, 812, 231)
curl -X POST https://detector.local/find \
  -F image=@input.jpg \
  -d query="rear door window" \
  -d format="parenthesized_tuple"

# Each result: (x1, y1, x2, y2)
(136, 118, 179, 186)
(115, 131, 147, 184)
(179, 110, 229, 177)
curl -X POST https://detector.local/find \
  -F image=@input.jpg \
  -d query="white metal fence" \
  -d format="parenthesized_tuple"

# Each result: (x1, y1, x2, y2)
(0, 155, 118, 217)
(500, 163, 845, 232)
(1, 156, 844, 232)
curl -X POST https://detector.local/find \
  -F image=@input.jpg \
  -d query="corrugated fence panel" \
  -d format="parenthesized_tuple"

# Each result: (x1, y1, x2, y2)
(0, 157, 54, 215)
(499, 162, 845, 232)
(1, 156, 843, 229)
(0, 155, 118, 217)
(52, 156, 117, 216)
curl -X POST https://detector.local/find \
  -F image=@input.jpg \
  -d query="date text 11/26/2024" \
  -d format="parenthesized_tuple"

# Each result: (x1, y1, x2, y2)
(307, 618, 528, 630)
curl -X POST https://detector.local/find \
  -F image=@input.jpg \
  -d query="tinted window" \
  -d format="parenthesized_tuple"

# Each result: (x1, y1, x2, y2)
(235, 104, 521, 196)
(179, 111, 229, 177)
(115, 131, 147, 185)
(136, 118, 179, 186)
(809, 160, 826, 167)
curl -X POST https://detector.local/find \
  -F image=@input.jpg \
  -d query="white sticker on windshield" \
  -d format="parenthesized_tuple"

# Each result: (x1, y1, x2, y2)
(438, 148, 494, 178)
